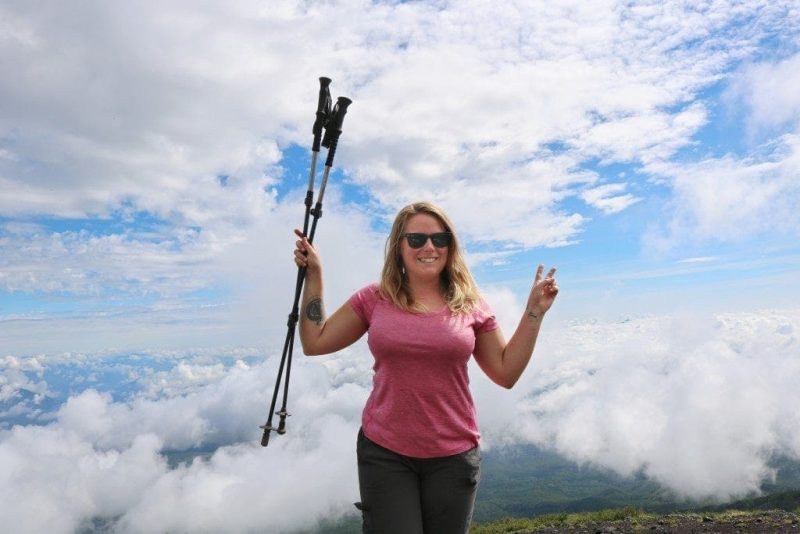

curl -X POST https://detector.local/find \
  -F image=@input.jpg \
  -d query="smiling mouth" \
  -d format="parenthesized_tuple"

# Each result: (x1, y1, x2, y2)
(418, 257, 438, 263)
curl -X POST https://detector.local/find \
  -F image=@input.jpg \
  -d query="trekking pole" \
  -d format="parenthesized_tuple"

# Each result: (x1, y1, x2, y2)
(259, 76, 331, 447)
(260, 80, 351, 447)
(271, 96, 352, 437)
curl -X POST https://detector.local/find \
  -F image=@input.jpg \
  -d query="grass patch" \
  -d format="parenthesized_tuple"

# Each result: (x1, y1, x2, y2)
(470, 506, 652, 533)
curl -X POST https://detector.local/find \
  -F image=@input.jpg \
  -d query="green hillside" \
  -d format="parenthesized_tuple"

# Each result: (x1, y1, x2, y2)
(476, 445, 675, 520)
(700, 489, 800, 514)
(475, 445, 800, 521)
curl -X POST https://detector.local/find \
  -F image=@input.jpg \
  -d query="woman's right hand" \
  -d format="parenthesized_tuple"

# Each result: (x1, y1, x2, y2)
(293, 228, 321, 273)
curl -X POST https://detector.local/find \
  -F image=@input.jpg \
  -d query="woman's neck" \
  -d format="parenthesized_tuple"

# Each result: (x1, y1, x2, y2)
(407, 276, 446, 307)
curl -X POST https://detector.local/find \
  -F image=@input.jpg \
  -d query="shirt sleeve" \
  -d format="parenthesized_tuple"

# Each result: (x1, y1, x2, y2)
(473, 296, 499, 334)
(348, 283, 380, 326)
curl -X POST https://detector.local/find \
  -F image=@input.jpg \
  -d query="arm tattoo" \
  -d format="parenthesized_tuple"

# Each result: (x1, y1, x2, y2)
(306, 297, 324, 326)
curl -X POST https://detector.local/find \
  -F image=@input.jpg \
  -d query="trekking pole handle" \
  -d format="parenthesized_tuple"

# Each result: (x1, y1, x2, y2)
(312, 77, 332, 152)
(322, 97, 353, 167)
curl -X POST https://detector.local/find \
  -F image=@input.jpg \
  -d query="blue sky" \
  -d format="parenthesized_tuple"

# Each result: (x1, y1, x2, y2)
(1, 2, 798, 347)
(1, 1, 800, 532)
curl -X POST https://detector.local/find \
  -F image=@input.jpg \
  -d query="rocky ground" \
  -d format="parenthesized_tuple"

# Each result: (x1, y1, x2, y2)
(525, 510, 800, 533)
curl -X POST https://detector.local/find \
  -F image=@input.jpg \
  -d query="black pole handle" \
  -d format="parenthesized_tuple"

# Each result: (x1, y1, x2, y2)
(321, 97, 352, 163)
(312, 78, 332, 152)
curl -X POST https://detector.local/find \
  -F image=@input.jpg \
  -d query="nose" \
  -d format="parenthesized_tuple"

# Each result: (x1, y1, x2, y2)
(420, 236, 436, 250)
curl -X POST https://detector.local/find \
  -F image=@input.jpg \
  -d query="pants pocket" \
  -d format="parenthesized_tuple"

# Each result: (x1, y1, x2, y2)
(457, 445, 481, 486)
(354, 501, 371, 533)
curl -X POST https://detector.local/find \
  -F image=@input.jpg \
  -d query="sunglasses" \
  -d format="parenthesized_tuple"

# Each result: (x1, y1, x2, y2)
(401, 232, 453, 249)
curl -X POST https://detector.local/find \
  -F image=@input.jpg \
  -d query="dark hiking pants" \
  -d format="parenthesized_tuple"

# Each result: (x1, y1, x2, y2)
(355, 428, 481, 534)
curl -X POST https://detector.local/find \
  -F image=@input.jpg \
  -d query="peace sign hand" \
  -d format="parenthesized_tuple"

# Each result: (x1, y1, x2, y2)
(527, 265, 559, 318)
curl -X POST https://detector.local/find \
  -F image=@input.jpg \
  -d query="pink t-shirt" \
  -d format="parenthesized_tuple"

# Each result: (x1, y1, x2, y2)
(349, 283, 498, 458)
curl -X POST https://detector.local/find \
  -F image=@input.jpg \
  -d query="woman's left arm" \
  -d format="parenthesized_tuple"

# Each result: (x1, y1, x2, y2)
(473, 265, 559, 389)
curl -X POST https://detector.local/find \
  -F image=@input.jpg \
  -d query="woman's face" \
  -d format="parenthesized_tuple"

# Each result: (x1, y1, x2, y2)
(399, 213, 449, 282)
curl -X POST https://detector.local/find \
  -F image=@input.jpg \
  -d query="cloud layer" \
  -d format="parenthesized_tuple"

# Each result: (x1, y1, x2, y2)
(480, 307, 800, 501)
(3, 306, 799, 532)
(1, 347, 371, 533)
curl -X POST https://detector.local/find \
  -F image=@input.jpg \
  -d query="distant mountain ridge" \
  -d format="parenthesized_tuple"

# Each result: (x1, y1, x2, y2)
(700, 489, 800, 513)
(475, 444, 800, 521)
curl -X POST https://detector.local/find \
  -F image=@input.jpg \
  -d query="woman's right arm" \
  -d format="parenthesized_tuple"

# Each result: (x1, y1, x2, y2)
(293, 229, 367, 356)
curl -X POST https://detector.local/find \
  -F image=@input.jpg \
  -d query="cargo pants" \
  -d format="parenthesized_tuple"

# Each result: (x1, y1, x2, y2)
(355, 428, 481, 534)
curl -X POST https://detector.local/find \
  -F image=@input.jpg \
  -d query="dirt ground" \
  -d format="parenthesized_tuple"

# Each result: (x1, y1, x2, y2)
(527, 510, 800, 533)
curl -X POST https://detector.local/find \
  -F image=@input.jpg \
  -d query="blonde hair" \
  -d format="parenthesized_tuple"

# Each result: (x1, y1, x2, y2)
(379, 201, 480, 314)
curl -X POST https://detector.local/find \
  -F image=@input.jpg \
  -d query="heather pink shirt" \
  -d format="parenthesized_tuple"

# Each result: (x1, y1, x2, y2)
(349, 283, 498, 458)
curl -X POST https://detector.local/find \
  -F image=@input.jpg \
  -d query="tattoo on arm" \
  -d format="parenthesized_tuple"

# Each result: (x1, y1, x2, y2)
(306, 297, 324, 326)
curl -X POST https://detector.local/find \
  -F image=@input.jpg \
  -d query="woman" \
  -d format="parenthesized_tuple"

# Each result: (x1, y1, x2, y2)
(293, 201, 558, 534)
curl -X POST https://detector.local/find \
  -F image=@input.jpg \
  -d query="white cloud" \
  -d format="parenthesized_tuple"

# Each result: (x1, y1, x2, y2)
(676, 256, 717, 264)
(641, 51, 800, 252)
(0, 227, 223, 295)
(340, 0, 768, 243)
(474, 306, 800, 501)
(0, 356, 48, 406)
(644, 133, 800, 252)
(0, 356, 49, 427)
(136, 360, 230, 398)
(0, 428, 167, 534)
(0, 188, 384, 355)
(727, 52, 800, 132)
(1, 346, 372, 533)
(581, 182, 641, 214)
(1, 0, 792, 247)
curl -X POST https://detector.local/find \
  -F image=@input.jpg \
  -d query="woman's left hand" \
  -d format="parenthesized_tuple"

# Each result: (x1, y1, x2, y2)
(527, 265, 559, 318)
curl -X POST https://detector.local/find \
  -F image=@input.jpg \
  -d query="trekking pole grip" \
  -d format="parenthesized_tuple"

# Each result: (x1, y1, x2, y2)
(312, 77, 332, 152)
(322, 97, 352, 167)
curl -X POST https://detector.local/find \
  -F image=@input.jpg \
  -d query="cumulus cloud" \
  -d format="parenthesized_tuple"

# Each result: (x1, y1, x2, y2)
(1, 1, 795, 301)
(473, 305, 800, 501)
(0, 355, 48, 408)
(1, 346, 372, 533)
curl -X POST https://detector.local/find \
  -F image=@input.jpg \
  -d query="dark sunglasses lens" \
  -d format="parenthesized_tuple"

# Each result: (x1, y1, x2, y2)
(404, 232, 452, 248)
(431, 233, 452, 247)
(406, 234, 427, 248)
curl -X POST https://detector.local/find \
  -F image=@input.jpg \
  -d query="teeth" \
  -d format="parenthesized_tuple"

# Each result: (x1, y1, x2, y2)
(418, 258, 437, 263)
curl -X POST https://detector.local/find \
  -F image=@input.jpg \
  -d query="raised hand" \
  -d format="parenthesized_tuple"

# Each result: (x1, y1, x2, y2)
(527, 265, 559, 318)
